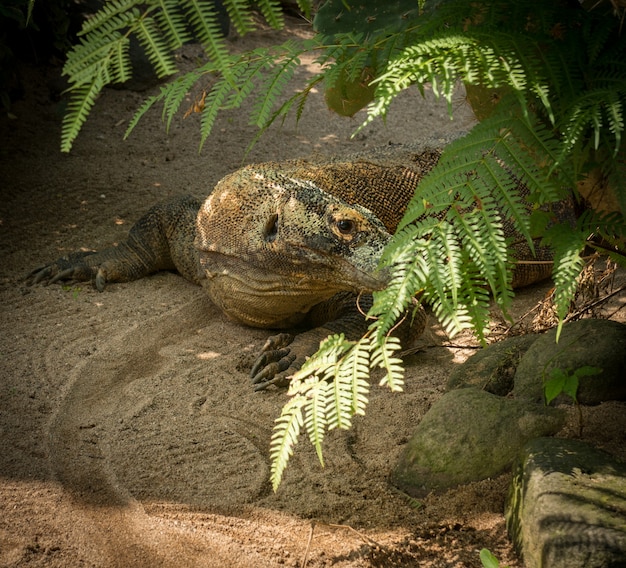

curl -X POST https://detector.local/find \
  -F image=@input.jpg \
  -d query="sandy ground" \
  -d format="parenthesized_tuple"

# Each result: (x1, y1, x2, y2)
(1, 17, 625, 568)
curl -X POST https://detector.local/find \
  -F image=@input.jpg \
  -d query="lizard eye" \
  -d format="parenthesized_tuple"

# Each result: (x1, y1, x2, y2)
(336, 218, 356, 235)
(264, 213, 279, 242)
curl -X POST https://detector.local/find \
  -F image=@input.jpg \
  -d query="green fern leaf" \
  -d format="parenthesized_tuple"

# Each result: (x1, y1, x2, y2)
(162, 71, 203, 129)
(326, 366, 355, 432)
(124, 86, 169, 139)
(291, 333, 353, 384)
(371, 245, 427, 339)
(223, 0, 255, 35)
(135, 16, 177, 77)
(370, 336, 404, 392)
(79, 8, 144, 46)
(604, 91, 624, 153)
(61, 75, 105, 152)
(303, 378, 329, 466)
(542, 223, 587, 335)
(552, 244, 586, 338)
(200, 73, 239, 148)
(255, 0, 284, 30)
(422, 237, 475, 336)
(183, 0, 231, 75)
(434, 223, 464, 307)
(79, 0, 143, 36)
(268, 333, 354, 488)
(250, 50, 301, 128)
(155, 0, 192, 49)
(226, 53, 271, 109)
(63, 34, 123, 83)
(458, 271, 493, 340)
(337, 338, 370, 416)
(110, 37, 132, 83)
(296, 0, 313, 20)
(269, 396, 306, 491)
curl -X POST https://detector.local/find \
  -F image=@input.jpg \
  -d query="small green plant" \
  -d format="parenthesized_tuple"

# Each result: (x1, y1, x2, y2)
(543, 365, 602, 406)
(544, 365, 602, 436)
(479, 548, 509, 568)
(62, 284, 82, 299)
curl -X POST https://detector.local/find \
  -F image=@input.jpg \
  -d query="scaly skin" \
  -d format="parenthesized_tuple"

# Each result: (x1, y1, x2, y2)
(26, 144, 560, 389)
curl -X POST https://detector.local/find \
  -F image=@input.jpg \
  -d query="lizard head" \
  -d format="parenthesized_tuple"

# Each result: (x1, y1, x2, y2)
(194, 166, 391, 328)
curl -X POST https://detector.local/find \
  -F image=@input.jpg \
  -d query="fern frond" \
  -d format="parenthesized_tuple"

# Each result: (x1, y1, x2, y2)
(453, 196, 508, 295)
(250, 49, 302, 128)
(124, 85, 169, 139)
(79, 0, 143, 36)
(135, 16, 177, 77)
(296, 0, 313, 20)
(243, 75, 319, 156)
(63, 33, 124, 83)
(162, 70, 204, 129)
(422, 237, 476, 337)
(200, 73, 237, 148)
(604, 91, 624, 153)
(268, 333, 359, 489)
(226, 52, 272, 109)
(111, 38, 132, 84)
(222, 0, 255, 35)
(458, 271, 493, 338)
(78, 8, 143, 45)
(380, 115, 559, 338)
(61, 76, 105, 153)
(549, 230, 587, 338)
(326, 361, 356, 432)
(155, 0, 192, 49)
(302, 378, 329, 466)
(335, 338, 370, 418)
(269, 396, 306, 492)
(255, 0, 284, 30)
(291, 334, 354, 384)
(183, 0, 231, 76)
(371, 245, 427, 339)
(370, 336, 404, 392)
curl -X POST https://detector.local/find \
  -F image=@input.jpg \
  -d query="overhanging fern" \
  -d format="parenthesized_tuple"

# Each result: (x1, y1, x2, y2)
(267, 0, 626, 489)
(60, 0, 312, 152)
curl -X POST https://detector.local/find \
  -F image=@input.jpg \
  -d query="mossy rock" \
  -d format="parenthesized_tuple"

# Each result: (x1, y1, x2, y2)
(506, 437, 626, 568)
(447, 334, 538, 396)
(391, 388, 565, 496)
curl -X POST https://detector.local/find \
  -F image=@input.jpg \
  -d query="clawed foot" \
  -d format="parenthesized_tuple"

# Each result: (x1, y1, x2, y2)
(250, 333, 297, 391)
(25, 252, 107, 291)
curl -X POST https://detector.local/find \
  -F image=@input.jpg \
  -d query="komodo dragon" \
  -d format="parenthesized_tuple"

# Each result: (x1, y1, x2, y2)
(27, 143, 561, 390)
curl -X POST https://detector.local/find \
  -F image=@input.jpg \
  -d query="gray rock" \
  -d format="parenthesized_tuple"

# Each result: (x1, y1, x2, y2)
(505, 437, 626, 568)
(513, 319, 626, 405)
(390, 388, 565, 496)
(447, 334, 538, 395)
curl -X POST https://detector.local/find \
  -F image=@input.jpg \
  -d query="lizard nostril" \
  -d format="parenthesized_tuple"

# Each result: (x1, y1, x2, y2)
(264, 213, 279, 242)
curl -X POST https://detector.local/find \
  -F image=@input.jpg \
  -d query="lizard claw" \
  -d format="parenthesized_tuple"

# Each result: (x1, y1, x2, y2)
(250, 333, 297, 390)
(253, 372, 294, 392)
(25, 264, 55, 285)
(25, 251, 98, 288)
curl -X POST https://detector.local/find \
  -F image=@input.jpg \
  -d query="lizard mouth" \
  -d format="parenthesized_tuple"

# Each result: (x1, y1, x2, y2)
(339, 262, 389, 293)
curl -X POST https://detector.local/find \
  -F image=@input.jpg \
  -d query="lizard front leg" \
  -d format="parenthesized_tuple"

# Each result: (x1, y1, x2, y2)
(26, 195, 202, 290)
(250, 293, 427, 391)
